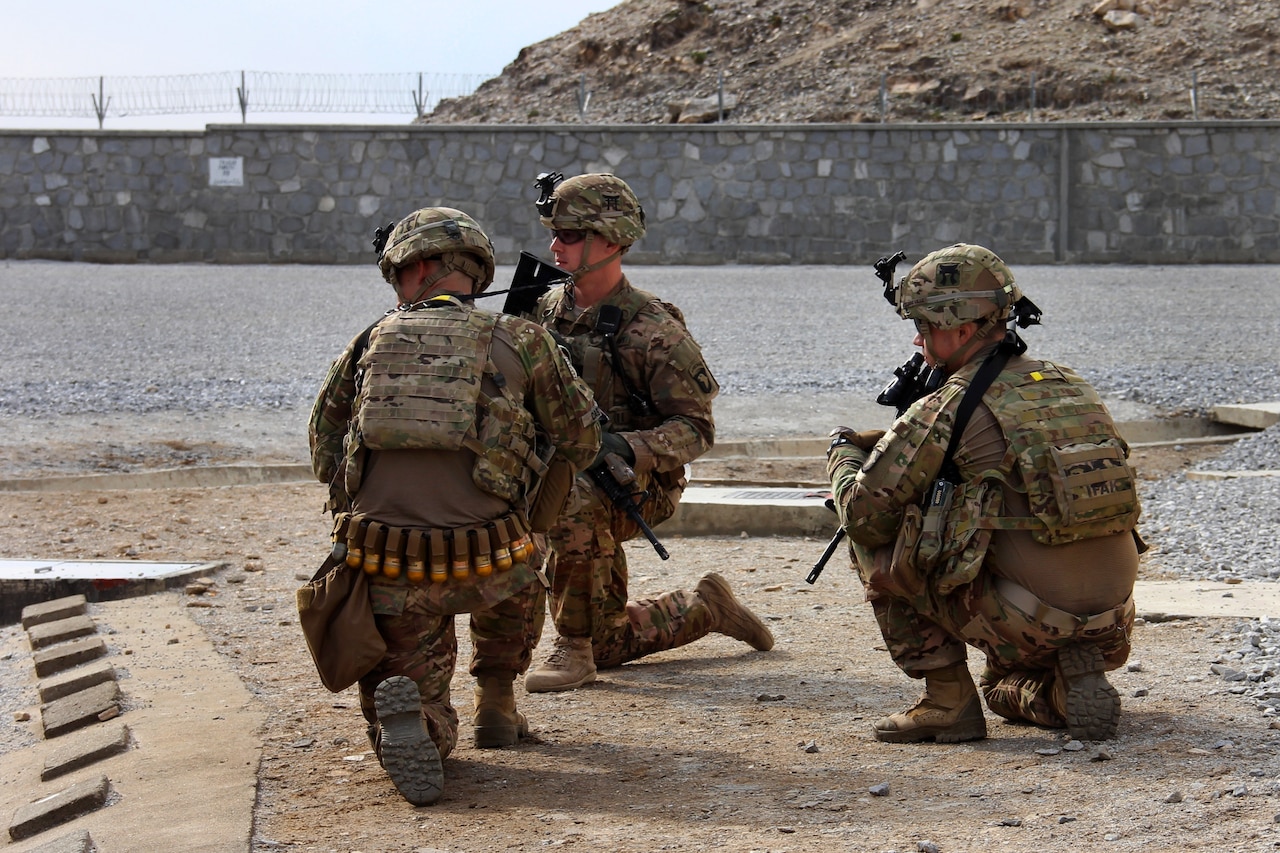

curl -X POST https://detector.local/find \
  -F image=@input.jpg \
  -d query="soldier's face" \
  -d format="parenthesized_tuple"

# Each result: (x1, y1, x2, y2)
(550, 229, 618, 271)
(915, 324, 962, 368)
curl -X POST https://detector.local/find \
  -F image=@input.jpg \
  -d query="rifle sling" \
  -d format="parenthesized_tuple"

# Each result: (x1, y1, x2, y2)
(937, 345, 1012, 486)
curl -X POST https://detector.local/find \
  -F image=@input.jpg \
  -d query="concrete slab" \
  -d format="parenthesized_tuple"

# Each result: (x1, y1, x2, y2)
(1211, 401, 1280, 430)
(7, 775, 109, 842)
(38, 661, 116, 705)
(41, 724, 131, 782)
(26, 830, 95, 853)
(0, 560, 224, 627)
(32, 638, 106, 680)
(25, 616, 96, 652)
(40, 682, 121, 739)
(666, 485, 833, 538)
(1134, 580, 1280, 621)
(20, 597, 87, 631)
(1186, 469, 1280, 480)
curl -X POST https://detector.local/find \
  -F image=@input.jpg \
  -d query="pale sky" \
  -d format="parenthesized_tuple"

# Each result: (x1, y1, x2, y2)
(0, 0, 622, 129)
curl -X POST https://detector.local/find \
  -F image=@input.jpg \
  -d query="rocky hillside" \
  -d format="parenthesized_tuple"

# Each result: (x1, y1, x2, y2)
(423, 0, 1279, 125)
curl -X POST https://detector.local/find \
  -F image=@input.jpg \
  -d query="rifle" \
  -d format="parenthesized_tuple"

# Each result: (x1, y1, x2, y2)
(493, 251, 568, 317)
(876, 352, 945, 417)
(807, 249, 924, 584)
(589, 453, 670, 560)
(805, 498, 844, 584)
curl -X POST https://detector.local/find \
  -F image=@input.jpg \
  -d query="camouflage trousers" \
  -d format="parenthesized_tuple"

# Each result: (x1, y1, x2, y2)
(857, 545, 1132, 729)
(357, 559, 545, 759)
(546, 489, 713, 668)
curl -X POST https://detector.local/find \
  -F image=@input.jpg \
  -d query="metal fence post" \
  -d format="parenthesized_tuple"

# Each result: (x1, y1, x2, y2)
(1029, 71, 1037, 122)
(717, 70, 725, 123)
(413, 73, 427, 120)
(236, 71, 249, 123)
(1190, 71, 1199, 120)
(879, 72, 888, 122)
(91, 77, 109, 129)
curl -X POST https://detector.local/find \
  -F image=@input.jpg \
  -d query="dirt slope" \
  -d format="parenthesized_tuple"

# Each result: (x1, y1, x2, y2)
(424, 0, 1280, 125)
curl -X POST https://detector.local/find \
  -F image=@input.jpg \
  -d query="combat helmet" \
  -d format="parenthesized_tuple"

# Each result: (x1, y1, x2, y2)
(374, 207, 496, 298)
(535, 172, 646, 248)
(895, 243, 1020, 330)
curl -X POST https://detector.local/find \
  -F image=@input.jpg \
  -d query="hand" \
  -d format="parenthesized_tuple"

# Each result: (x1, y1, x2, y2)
(827, 426, 885, 457)
(592, 431, 635, 468)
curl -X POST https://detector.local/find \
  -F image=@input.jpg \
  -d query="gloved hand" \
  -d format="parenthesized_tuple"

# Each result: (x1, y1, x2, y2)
(827, 426, 886, 456)
(592, 431, 635, 468)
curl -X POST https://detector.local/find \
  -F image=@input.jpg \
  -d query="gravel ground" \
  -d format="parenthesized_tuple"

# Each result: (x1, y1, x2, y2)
(3, 260, 1280, 433)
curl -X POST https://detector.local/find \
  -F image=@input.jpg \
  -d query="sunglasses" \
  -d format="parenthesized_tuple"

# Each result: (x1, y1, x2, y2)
(552, 229, 587, 245)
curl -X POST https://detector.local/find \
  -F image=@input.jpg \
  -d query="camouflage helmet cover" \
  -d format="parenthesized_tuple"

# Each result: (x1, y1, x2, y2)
(897, 243, 1021, 329)
(538, 173, 646, 247)
(376, 207, 496, 292)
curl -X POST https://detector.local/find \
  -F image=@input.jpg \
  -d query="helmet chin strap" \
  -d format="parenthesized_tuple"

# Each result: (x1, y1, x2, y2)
(941, 317, 999, 373)
(396, 257, 480, 305)
(569, 232, 624, 281)
(563, 231, 623, 310)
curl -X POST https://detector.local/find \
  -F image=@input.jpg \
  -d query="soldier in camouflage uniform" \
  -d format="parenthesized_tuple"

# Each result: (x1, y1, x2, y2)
(308, 207, 600, 804)
(520, 173, 775, 693)
(827, 243, 1142, 743)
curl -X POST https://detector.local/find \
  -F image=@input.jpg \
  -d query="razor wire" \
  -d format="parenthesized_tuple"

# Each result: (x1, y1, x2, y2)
(0, 71, 495, 124)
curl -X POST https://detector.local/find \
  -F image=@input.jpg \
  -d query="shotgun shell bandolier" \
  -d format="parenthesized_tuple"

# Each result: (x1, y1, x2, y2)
(332, 512, 535, 583)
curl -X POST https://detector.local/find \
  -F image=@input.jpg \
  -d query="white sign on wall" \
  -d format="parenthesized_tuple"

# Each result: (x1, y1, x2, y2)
(208, 157, 244, 187)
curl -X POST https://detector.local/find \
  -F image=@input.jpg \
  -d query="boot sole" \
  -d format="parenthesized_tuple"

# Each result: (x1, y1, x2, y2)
(873, 695, 988, 744)
(524, 669, 596, 694)
(374, 677, 444, 805)
(1058, 644, 1121, 740)
(474, 711, 529, 749)
(874, 718, 988, 744)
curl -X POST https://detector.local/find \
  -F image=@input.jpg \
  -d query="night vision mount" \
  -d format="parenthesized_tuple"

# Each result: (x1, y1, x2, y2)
(533, 171, 565, 217)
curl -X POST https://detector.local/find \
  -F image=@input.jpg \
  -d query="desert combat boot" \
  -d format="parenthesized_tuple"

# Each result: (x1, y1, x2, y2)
(695, 572, 775, 651)
(373, 676, 445, 805)
(873, 661, 988, 744)
(473, 672, 529, 748)
(524, 635, 597, 693)
(1053, 643, 1122, 740)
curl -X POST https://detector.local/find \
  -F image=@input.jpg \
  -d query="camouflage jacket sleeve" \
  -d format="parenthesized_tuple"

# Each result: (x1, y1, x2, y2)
(829, 378, 969, 548)
(622, 299, 718, 475)
(307, 328, 365, 487)
(503, 316, 601, 475)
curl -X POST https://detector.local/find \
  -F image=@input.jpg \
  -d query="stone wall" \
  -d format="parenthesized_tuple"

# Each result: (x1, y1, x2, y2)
(2, 121, 1277, 265)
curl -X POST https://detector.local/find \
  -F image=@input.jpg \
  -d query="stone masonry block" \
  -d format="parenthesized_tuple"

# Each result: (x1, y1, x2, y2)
(42, 723, 131, 782)
(32, 637, 106, 679)
(27, 615, 97, 651)
(8, 775, 109, 841)
(38, 660, 116, 704)
(20, 596, 87, 630)
(40, 681, 120, 739)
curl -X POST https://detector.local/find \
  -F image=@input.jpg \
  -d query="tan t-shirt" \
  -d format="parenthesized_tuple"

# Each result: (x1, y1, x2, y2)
(959, 402, 1138, 615)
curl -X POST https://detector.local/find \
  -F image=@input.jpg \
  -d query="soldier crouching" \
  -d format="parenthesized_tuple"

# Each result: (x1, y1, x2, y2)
(827, 243, 1143, 744)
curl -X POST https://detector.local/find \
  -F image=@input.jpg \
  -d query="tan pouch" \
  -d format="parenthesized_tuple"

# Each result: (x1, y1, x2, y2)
(296, 552, 387, 693)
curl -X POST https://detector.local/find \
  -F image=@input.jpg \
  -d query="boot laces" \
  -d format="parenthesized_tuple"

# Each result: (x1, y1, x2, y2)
(544, 637, 577, 669)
